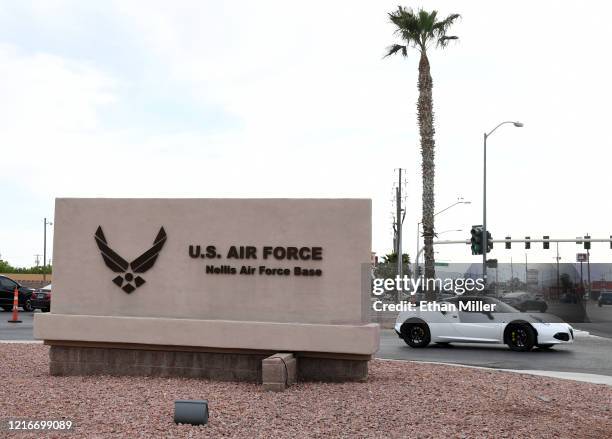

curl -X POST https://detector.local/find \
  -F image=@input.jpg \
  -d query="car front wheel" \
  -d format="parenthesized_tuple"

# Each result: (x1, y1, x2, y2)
(402, 323, 430, 348)
(506, 323, 535, 352)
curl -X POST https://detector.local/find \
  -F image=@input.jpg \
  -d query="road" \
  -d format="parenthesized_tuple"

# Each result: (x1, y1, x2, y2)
(2, 312, 611, 378)
(376, 330, 612, 377)
(0, 310, 36, 341)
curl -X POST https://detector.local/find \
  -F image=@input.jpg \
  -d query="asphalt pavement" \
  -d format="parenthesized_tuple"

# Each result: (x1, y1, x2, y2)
(377, 329, 612, 377)
(0, 310, 36, 341)
(2, 311, 611, 379)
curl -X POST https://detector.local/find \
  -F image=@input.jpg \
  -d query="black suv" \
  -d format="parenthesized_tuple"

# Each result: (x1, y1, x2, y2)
(0, 275, 34, 312)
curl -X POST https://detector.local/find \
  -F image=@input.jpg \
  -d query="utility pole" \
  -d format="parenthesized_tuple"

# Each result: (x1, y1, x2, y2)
(396, 169, 403, 282)
(510, 256, 514, 292)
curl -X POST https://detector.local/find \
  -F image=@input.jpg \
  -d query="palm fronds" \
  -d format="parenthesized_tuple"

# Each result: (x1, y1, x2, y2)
(386, 6, 460, 54)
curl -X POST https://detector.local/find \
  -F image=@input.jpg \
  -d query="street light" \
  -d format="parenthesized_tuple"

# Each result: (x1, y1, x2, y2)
(415, 200, 470, 278)
(438, 228, 463, 235)
(483, 121, 523, 288)
(43, 218, 53, 282)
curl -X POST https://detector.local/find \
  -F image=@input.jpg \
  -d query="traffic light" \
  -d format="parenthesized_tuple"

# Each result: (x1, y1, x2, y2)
(525, 236, 531, 249)
(543, 236, 550, 250)
(505, 236, 511, 249)
(486, 231, 493, 253)
(470, 225, 483, 255)
(610, 236, 612, 249)
(486, 259, 498, 269)
(584, 235, 591, 250)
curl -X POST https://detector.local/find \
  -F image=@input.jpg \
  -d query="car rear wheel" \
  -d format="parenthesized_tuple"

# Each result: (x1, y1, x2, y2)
(402, 323, 430, 348)
(505, 323, 535, 352)
(22, 299, 34, 312)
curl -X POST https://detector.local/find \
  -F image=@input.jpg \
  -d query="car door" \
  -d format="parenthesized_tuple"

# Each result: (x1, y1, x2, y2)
(431, 298, 463, 342)
(456, 298, 502, 342)
(0, 277, 17, 302)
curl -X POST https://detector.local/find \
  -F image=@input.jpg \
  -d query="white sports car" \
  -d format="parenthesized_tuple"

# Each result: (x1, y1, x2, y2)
(394, 296, 574, 351)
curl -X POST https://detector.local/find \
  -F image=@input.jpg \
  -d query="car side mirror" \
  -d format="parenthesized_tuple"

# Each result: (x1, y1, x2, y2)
(440, 309, 447, 315)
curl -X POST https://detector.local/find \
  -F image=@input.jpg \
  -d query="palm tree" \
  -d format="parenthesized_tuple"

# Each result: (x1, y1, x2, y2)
(385, 6, 459, 298)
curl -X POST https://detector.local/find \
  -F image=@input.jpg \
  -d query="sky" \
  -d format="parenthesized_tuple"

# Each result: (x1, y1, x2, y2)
(0, 1, 611, 270)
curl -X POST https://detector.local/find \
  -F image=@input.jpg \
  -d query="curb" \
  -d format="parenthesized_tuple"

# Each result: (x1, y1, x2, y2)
(0, 340, 43, 344)
(377, 358, 612, 386)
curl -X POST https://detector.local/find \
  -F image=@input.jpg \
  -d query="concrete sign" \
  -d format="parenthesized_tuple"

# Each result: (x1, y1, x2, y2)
(35, 198, 379, 382)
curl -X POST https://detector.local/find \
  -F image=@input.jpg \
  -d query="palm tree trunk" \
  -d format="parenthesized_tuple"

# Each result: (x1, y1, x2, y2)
(417, 51, 436, 300)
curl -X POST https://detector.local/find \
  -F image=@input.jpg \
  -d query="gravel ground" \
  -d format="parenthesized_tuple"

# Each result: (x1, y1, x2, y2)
(1, 344, 611, 438)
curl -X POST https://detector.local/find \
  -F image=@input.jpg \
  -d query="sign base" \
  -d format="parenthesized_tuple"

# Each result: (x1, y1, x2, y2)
(46, 342, 370, 382)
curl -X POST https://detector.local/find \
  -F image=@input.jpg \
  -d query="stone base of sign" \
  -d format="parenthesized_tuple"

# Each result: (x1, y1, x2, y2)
(297, 354, 368, 382)
(46, 342, 370, 383)
(262, 353, 296, 391)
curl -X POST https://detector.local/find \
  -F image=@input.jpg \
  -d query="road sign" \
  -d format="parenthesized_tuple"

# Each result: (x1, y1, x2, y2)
(577, 253, 587, 262)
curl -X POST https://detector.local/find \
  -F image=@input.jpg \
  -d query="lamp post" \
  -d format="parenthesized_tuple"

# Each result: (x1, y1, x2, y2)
(438, 228, 462, 235)
(415, 200, 470, 279)
(43, 218, 53, 282)
(482, 121, 523, 288)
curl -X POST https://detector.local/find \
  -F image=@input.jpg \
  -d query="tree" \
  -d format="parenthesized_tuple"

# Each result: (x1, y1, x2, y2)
(381, 253, 411, 266)
(374, 253, 411, 301)
(0, 259, 52, 274)
(385, 7, 459, 299)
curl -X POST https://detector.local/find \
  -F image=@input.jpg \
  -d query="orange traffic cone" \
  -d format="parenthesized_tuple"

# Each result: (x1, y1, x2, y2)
(7, 287, 22, 323)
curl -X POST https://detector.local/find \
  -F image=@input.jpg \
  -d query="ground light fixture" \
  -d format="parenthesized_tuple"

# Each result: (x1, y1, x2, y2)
(174, 400, 209, 425)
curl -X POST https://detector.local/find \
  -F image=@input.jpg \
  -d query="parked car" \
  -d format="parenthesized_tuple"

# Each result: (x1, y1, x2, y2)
(395, 296, 574, 352)
(31, 283, 52, 312)
(560, 292, 579, 304)
(0, 275, 34, 312)
(598, 291, 612, 307)
(500, 291, 547, 312)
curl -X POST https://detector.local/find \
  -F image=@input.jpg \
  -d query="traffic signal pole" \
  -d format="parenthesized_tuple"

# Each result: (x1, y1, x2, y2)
(436, 237, 612, 245)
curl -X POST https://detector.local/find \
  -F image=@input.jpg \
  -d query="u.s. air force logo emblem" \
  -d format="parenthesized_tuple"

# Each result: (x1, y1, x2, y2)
(94, 226, 167, 294)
